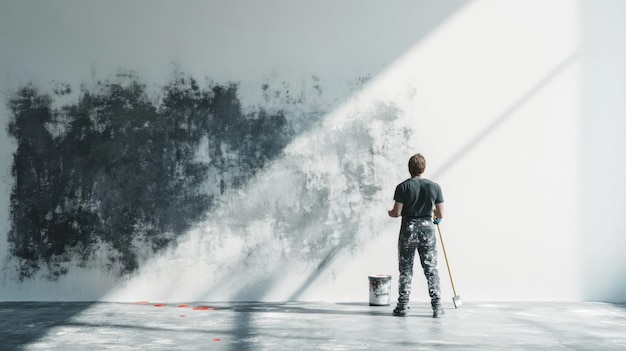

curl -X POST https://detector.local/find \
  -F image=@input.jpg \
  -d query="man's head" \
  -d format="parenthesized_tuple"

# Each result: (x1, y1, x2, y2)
(408, 153, 426, 177)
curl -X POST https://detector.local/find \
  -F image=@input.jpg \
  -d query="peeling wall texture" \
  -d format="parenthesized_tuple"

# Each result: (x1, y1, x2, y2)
(0, 0, 625, 303)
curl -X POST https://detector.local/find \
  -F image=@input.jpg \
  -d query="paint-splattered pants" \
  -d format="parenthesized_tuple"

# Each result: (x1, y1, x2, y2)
(397, 217, 441, 307)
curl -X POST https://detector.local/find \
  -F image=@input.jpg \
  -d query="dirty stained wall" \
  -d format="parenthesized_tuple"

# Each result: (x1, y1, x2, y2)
(0, 0, 624, 303)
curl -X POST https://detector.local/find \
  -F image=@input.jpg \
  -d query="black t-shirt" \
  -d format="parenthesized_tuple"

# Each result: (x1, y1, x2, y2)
(393, 178, 444, 218)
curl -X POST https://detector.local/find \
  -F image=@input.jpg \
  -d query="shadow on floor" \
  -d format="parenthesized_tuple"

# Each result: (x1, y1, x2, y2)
(0, 302, 95, 351)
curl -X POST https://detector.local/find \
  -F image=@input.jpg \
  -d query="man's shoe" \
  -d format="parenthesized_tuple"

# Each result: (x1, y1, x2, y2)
(432, 305, 445, 318)
(392, 304, 409, 317)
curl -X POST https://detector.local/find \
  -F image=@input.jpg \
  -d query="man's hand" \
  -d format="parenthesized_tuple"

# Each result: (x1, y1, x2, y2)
(388, 202, 403, 218)
(433, 218, 441, 225)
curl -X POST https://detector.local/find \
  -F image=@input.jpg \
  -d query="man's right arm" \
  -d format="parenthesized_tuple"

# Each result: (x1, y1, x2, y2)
(434, 202, 444, 220)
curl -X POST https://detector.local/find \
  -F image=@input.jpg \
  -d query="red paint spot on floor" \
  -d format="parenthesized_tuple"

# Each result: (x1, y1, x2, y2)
(179, 315, 186, 318)
(213, 338, 221, 342)
(193, 306, 218, 311)
(153, 303, 167, 307)
(135, 301, 150, 305)
(177, 304, 190, 308)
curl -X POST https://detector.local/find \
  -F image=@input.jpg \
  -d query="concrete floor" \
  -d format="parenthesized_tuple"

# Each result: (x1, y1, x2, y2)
(1, 301, 625, 350)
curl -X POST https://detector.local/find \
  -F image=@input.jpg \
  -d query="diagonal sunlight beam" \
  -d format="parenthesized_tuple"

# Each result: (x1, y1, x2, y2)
(105, 2, 577, 300)
(104, 0, 583, 303)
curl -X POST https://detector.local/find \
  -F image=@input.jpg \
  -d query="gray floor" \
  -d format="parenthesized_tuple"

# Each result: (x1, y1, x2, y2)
(1, 301, 625, 350)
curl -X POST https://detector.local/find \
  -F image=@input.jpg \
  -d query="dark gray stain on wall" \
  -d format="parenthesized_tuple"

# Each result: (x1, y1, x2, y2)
(5, 71, 295, 280)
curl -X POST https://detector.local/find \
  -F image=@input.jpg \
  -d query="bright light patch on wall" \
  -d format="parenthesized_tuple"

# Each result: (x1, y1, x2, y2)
(103, 0, 583, 303)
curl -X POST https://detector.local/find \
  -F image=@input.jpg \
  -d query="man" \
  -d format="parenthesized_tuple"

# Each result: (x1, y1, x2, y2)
(388, 153, 445, 318)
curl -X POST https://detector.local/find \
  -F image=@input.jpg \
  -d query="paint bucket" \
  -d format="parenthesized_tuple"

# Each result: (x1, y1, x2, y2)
(368, 274, 392, 306)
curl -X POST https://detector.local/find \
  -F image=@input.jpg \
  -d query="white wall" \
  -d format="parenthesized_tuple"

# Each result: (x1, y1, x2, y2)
(580, 1, 626, 302)
(0, 0, 624, 303)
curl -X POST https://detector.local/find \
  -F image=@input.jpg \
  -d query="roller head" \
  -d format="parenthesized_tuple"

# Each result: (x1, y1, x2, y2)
(452, 295, 462, 308)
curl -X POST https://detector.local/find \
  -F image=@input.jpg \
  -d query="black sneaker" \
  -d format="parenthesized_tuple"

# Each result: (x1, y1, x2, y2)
(432, 305, 445, 318)
(392, 305, 409, 317)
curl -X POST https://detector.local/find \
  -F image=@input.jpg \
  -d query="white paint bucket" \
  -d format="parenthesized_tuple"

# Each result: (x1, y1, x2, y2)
(368, 274, 392, 306)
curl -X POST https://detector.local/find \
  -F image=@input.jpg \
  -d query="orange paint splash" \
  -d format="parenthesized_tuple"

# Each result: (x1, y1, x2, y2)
(193, 306, 218, 311)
